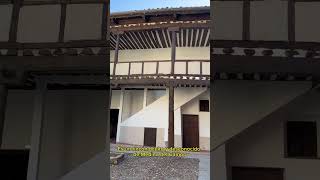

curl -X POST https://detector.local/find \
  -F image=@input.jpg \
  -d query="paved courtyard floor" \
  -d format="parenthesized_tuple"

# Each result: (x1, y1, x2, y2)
(110, 143, 210, 180)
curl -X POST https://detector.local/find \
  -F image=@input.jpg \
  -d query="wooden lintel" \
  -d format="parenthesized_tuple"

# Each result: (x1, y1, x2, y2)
(0, 40, 109, 49)
(212, 40, 320, 50)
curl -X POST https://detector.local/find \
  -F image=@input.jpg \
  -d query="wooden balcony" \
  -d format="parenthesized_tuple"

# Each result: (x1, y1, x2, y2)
(110, 60, 210, 87)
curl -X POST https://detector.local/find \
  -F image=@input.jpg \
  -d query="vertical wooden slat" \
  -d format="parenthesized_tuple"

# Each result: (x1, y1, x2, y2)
(200, 61, 203, 75)
(58, 2, 67, 42)
(171, 31, 177, 75)
(113, 34, 120, 75)
(242, 0, 250, 40)
(141, 62, 145, 75)
(288, 0, 295, 42)
(186, 61, 188, 75)
(156, 61, 159, 75)
(9, 0, 22, 42)
(128, 62, 131, 75)
(101, 2, 107, 40)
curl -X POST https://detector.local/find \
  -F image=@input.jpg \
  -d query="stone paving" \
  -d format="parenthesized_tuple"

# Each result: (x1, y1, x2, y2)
(110, 143, 210, 180)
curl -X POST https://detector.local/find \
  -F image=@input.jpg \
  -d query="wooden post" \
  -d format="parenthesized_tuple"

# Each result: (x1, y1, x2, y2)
(242, 0, 250, 40)
(168, 84, 174, 147)
(58, 2, 67, 42)
(288, 0, 295, 42)
(0, 84, 8, 148)
(113, 34, 121, 76)
(168, 28, 178, 147)
(170, 30, 178, 74)
(9, 0, 22, 42)
(27, 78, 47, 180)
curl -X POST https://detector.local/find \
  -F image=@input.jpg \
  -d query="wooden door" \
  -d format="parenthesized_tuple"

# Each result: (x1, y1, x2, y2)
(182, 115, 199, 148)
(110, 109, 119, 140)
(232, 167, 284, 180)
(144, 128, 157, 147)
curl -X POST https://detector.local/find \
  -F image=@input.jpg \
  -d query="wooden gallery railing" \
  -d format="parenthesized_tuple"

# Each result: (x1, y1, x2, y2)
(110, 60, 210, 80)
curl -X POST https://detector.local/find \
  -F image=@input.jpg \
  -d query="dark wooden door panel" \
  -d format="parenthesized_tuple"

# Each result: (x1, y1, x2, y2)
(110, 109, 119, 139)
(144, 128, 157, 147)
(182, 115, 199, 148)
(232, 167, 284, 180)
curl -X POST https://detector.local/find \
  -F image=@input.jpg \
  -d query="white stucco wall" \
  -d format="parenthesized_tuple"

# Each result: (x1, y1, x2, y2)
(212, 80, 312, 150)
(116, 88, 209, 149)
(295, 3, 320, 42)
(212, 1, 243, 40)
(228, 90, 320, 180)
(250, 0, 288, 41)
(64, 4, 103, 41)
(111, 90, 121, 109)
(110, 47, 210, 62)
(1, 90, 107, 180)
(1, 90, 35, 149)
(17, 5, 61, 42)
(212, 145, 227, 180)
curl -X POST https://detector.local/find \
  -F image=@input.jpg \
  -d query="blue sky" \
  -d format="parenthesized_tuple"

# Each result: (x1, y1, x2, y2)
(110, 0, 209, 13)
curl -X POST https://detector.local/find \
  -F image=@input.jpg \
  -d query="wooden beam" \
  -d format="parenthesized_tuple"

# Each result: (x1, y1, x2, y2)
(101, 2, 108, 40)
(242, 0, 251, 40)
(169, 28, 179, 74)
(113, 34, 120, 75)
(58, 2, 67, 42)
(21, 0, 107, 6)
(212, 40, 320, 50)
(0, 40, 109, 49)
(9, 0, 22, 42)
(288, 0, 295, 42)
(0, 85, 8, 148)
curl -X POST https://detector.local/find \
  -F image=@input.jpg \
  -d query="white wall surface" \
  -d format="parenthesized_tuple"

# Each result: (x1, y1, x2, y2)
(110, 47, 210, 62)
(212, 80, 312, 150)
(250, 0, 288, 41)
(212, 145, 227, 180)
(17, 5, 60, 42)
(1, 90, 35, 149)
(111, 90, 121, 109)
(228, 90, 320, 180)
(295, 3, 320, 42)
(1, 89, 107, 180)
(212, 1, 243, 40)
(0, 5, 12, 42)
(64, 4, 103, 41)
(122, 90, 144, 121)
(118, 88, 209, 145)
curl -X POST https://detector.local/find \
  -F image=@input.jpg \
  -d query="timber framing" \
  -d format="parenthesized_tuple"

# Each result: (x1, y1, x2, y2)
(110, 7, 210, 49)
(0, 0, 108, 6)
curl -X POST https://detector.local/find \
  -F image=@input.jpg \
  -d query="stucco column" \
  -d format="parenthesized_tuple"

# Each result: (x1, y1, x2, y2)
(0, 84, 8, 148)
(27, 78, 47, 180)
